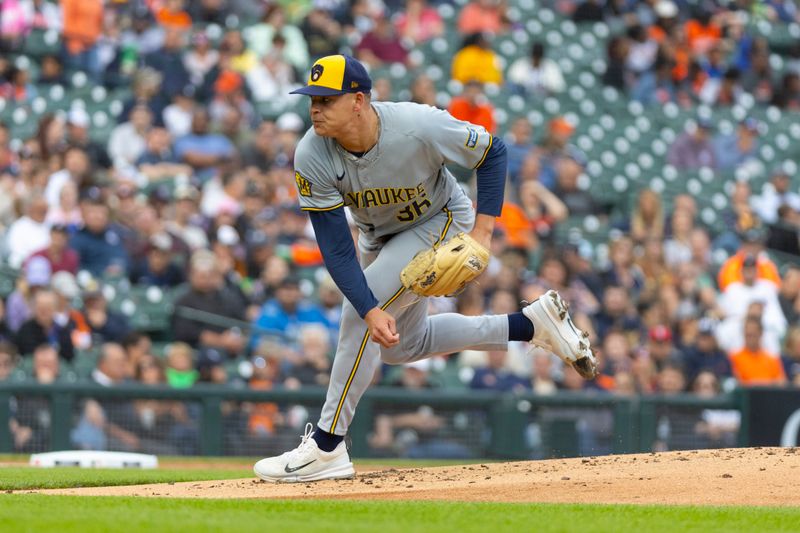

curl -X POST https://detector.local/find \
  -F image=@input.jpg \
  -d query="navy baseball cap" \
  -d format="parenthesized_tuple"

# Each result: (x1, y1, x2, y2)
(290, 55, 372, 96)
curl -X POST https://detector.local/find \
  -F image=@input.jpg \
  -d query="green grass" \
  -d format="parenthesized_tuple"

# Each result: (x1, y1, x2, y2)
(0, 497, 798, 533)
(0, 467, 251, 490)
(0, 459, 490, 490)
(1, 462, 796, 532)
(0, 453, 495, 466)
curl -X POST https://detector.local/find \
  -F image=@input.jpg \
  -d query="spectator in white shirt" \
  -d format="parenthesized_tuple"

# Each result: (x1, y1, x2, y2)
(108, 104, 152, 170)
(182, 31, 218, 87)
(44, 146, 90, 209)
(5, 196, 50, 268)
(752, 164, 800, 224)
(717, 254, 787, 354)
(246, 49, 299, 103)
(162, 86, 196, 139)
(22, 0, 64, 32)
(507, 42, 565, 97)
(663, 209, 695, 268)
(244, 4, 309, 71)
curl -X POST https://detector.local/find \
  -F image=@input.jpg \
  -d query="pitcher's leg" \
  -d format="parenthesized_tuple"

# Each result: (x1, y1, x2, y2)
(412, 312, 509, 358)
(317, 294, 399, 436)
(380, 296, 510, 364)
(316, 209, 457, 435)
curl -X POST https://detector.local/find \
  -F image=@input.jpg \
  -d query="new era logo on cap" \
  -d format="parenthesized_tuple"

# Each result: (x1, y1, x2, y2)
(290, 55, 372, 97)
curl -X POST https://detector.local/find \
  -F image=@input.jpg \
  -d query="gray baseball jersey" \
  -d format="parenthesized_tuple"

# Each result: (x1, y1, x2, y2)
(293, 101, 493, 237)
(293, 101, 509, 436)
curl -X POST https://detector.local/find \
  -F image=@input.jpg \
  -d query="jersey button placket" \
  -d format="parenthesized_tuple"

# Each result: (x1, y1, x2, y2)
(355, 161, 376, 229)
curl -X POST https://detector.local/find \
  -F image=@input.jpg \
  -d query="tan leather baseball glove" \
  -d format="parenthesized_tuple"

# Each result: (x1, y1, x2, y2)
(400, 232, 490, 297)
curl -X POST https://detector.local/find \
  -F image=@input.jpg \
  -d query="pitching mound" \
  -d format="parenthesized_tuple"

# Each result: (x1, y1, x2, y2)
(38, 447, 799, 505)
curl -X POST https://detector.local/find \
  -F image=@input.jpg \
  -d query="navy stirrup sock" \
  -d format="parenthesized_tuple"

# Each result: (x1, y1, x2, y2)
(313, 427, 344, 452)
(508, 312, 535, 342)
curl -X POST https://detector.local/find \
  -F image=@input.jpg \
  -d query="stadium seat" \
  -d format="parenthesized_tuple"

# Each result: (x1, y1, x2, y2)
(22, 29, 60, 57)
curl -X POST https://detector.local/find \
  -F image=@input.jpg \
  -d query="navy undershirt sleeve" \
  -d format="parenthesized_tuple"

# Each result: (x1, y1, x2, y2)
(475, 136, 507, 217)
(308, 207, 379, 319)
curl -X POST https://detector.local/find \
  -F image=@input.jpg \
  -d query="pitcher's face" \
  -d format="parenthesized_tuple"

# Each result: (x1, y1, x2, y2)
(309, 93, 363, 137)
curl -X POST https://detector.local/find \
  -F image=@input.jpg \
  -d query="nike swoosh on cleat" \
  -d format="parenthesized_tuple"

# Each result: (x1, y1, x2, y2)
(284, 460, 316, 473)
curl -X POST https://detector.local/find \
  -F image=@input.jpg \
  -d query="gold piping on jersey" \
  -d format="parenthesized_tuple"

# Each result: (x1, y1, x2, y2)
(328, 205, 453, 434)
(300, 202, 345, 212)
(329, 285, 405, 434)
(439, 206, 453, 243)
(473, 134, 494, 169)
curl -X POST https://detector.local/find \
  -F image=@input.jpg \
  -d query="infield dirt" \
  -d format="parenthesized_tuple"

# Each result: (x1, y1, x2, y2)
(28, 447, 800, 506)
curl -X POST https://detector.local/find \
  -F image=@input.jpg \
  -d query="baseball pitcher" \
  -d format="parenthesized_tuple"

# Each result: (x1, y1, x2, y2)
(254, 55, 597, 482)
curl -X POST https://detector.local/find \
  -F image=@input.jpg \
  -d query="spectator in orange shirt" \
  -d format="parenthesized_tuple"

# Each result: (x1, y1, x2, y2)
(156, 0, 193, 30)
(496, 202, 533, 250)
(447, 80, 496, 133)
(496, 178, 569, 253)
(61, 0, 104, 81)
(717, 229, 781, 291)
(729, 317, 787, 386)
(457, 0, 507, 35)
(648, 1, 679, 43)
(684, 9, 721, 55)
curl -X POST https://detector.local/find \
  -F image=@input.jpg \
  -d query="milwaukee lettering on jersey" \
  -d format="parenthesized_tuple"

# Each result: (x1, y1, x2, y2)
(345, 184, 427, 208)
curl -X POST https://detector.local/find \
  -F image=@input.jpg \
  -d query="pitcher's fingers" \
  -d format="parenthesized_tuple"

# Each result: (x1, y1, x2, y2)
(385, 331, 400, 346)
(373, 326, 399, 348)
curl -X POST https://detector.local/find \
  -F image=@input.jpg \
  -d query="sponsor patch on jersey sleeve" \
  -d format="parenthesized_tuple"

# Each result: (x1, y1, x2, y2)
(465, 127, 479, 150)
(295, 171, 313, 197)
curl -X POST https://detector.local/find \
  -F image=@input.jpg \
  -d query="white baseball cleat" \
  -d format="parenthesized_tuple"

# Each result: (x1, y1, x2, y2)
(253, 423, 355, 483)
(522, 289, 598, 379)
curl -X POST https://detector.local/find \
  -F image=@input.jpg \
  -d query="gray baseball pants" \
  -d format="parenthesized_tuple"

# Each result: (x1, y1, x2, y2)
(319, 195, 509, 435)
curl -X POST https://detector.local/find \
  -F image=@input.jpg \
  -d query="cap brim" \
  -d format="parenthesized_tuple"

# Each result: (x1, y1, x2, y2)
(290, 85, 346, 96)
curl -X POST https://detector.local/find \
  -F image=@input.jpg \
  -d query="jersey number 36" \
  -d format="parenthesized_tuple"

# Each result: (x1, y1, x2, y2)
(396, 199, 432, 222)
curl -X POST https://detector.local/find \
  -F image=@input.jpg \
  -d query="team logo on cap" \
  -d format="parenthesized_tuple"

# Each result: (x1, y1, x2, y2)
(310, 64, 324, 82)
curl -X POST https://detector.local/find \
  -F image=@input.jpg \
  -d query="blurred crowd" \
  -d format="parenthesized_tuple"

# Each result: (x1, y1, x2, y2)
(1, 0, 800, 455)
(586, 0, 800, 109)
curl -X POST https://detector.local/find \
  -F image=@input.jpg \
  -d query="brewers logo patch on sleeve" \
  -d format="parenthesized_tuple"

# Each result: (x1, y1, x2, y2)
(295, 172, 313, 197)
(465, 127, 479, 150)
